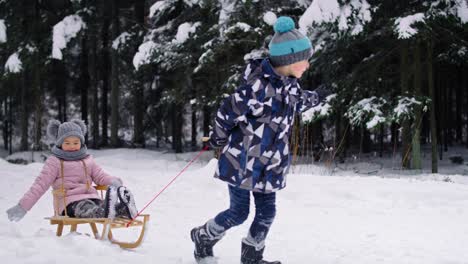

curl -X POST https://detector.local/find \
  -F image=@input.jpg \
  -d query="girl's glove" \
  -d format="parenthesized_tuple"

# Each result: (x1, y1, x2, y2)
(6, 204, 27, 222)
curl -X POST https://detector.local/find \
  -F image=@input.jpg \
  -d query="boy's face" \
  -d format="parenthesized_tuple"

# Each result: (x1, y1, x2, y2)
(289, 60, 310, 78)
(62, 136, 81, 152)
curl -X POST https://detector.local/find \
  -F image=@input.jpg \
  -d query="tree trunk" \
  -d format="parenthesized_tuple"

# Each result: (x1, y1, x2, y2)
(110, 0, 120, 147)
(465, 66, 468, 149)
(53, 60, 67, 122)
(379, 124, 384, 158)
(171, 103, 184, 153)
(427, 38, 438, 173)
(411, 41, 422, 170)
(443, 77, 449, 152)
(20, 74, 28, 151)
(202, 105, 211, 136)
(89, 24, 99, 149)
(133, 81, 145, 147)
(80, 35, 90, 144)
(32, 1, 42, 151)
(132, 0, 146, 148)
(8, 97, 12, 155)
(400, 41, 411, 168)
(100, 0, 111, 146)
(191, 106, 197, 150)
(2, 97, 8, 150)
(456, 68, 463, 142)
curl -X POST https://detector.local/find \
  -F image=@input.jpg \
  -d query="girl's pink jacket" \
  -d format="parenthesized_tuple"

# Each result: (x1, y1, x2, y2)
(19, 155, 121, 215)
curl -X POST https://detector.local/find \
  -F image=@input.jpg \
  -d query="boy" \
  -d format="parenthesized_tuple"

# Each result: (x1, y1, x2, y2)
(191, 16, 329, 264)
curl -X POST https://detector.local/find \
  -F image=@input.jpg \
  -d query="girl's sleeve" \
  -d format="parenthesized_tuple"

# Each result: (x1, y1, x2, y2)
(295, 89, 320, 113)
(89, 157, 122, 186)
(19, 157, 59, 211)
(211, 80, 265, 144)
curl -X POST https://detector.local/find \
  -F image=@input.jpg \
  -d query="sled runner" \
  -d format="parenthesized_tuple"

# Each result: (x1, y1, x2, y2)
(45, 184, 150, 249)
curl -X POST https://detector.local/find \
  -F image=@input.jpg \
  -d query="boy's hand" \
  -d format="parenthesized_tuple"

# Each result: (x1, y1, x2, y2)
(6, 204, 27, 222)
(202, 137, 226, 150)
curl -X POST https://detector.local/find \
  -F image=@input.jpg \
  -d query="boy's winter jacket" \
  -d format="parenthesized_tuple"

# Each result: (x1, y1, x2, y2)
(19, 155, 120, 214)
(211, 58, 322, 193)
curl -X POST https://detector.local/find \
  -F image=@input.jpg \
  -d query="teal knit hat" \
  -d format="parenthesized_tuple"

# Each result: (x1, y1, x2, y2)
(268, 16, 313, 67)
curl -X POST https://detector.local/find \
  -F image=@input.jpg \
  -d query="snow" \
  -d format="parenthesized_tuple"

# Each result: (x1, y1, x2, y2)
(299, 0, 371, 35)
(149, 1, 167, 18)
(2, 148, 468, 263)
(394, 13, 425, 39)
(345, 97, 387, 129)
(456, 0, 468, 23)
(4, 52, 22, 73)
(174, 22, 201, 44)
(393, 97, 423, 122)
(52, 15, 86, 60)
(224, 22, 251, 34)
(0, 19, 6, 43)
(133, 41, 158, 70)
(218, 0, 236, 35)
(112, 32, 131, 50)
(263, 12, 277, 26)
(432, 0, 468, 23)
(302, 94, 336, 123)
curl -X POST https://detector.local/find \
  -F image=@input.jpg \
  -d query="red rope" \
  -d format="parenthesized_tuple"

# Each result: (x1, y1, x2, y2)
(126, 146, 210, 227)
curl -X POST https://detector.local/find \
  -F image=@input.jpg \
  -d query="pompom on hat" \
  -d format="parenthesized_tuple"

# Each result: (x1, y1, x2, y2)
(269, 16, 313, 67)
(47, 119, 87, 146)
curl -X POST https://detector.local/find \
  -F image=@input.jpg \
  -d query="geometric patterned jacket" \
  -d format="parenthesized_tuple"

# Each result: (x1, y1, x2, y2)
(211, 58, 322, 193)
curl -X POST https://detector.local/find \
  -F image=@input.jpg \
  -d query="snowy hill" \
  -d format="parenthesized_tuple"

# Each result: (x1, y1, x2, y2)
(1, 148, 468, 263)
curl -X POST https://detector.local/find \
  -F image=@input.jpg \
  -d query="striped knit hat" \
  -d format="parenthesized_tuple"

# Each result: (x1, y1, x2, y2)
(269, 16, 313, 67)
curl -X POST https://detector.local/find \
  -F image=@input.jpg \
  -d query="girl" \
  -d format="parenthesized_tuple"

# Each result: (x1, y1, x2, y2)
(6, 119, 138, 221)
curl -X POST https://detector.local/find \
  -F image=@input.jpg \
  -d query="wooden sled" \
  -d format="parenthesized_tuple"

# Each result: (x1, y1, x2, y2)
(45, 213, 150, 249)
(46, 183, 150, 249)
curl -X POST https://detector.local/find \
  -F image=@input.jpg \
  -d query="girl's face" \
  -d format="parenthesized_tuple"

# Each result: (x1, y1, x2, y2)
(288, 60, 310, 78)
(61, 136, 81, 152)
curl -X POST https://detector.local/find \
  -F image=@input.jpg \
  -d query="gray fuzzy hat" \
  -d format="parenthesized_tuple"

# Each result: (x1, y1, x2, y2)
(269, 16, 313, 67)
(47, 119, 87, 146)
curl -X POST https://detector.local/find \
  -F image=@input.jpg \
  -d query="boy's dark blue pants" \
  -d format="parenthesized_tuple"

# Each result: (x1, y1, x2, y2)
(212, 185, 276, 244)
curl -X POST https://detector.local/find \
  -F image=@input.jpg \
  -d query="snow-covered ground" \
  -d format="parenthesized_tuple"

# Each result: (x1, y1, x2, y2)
(1, 148, 468, 264)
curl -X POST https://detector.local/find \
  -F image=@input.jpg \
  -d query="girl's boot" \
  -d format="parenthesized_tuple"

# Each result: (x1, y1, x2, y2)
(240, 241, 281, 264)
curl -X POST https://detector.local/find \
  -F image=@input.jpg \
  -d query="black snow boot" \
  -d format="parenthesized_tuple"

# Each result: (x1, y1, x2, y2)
(117, 186, 138, 219)
(104, 185, 119, 218)
(241, 241, 281, 264)
(190, 224, 223, 262)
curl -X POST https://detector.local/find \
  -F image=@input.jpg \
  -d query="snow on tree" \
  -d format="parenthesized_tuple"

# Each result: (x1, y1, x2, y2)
(430, 0, 468, 23)
(149, 1, 169, 18)
(52, 14, 86, 60)
(392, 97, 429, 124)
(133, 40, 158, 70)
(112, 32, 131, 50)
(0, 19, 6, 43)
(174, 22, 201, 43)
(345, 96, 387, 130)
(302, 94, 336, 123)
(299, 0, 372, 36)
(4, 52, 22, 73)
(394, 13, 425, 39)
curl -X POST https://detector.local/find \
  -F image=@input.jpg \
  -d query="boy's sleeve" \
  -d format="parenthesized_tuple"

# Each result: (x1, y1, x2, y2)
(89, 157, 122, 186)
(296, 89, 321, 113)
(211, 83, 260, 145)
(19, 157, 59, 211)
